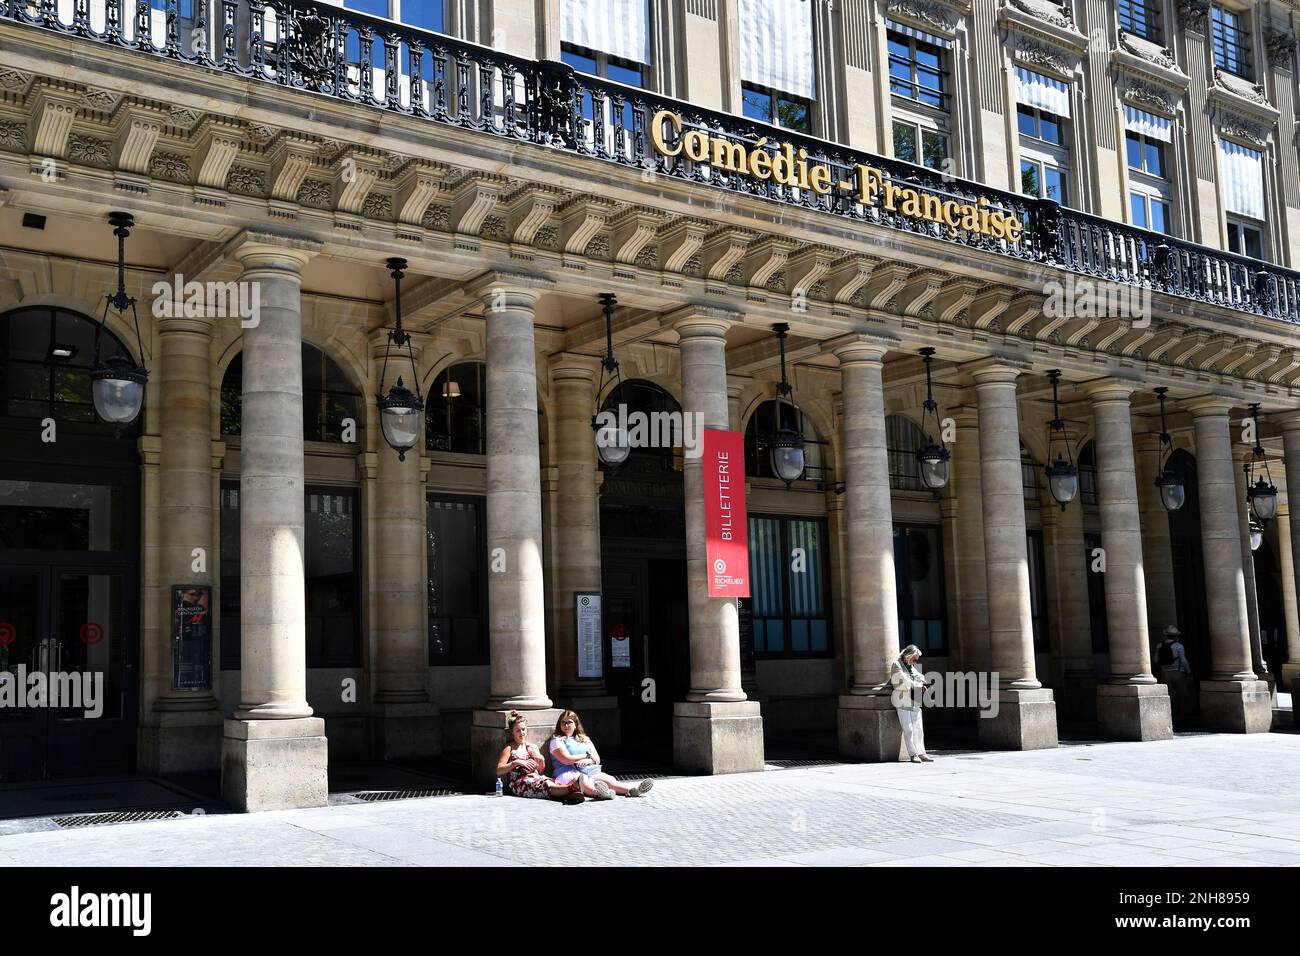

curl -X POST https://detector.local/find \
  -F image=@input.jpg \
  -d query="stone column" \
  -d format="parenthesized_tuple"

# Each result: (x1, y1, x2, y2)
(1232, 447, 1266, 681)
(1041, 485, 1093, 722)
(670, 306, 764, 774)
(221, 234, 327, 812)
(367, 328, 439, 759)
(139, 312, 224, 774)
(831, 334, 902, 761)
(1277, 414, 1300, 694)
(970, 362, 1057, 750)
(467, 274, 561, 787)
(547, 354, 619, 743)
(1134, 430, 1179, 643)
(946, 406, 990, 673)
(1185, 398, 1270, 732)
(1085, 382, 1171, 741)
(1278, 503, 1300, 695)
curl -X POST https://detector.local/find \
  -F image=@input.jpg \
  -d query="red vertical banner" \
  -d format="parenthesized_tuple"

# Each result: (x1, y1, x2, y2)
(702, 429, 750, 598)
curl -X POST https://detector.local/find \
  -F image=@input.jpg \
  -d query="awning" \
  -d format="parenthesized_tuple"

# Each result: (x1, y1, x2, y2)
(739, 0, 816, 99)
(1219, 139, 1265, 221)
(886, 18, 953, 49)
(562, 0, 649, 64)
(1124, 105, 1172, 143)
(1015, 66, 1070, 118)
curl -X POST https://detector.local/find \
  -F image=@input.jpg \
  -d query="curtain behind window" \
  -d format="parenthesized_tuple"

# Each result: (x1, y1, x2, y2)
(562, 0, 649, 63)
(739, 0, 815, 99)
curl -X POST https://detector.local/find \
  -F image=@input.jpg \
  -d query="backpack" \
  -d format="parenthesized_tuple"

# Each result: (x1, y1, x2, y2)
(1156, 641, 1174, 666)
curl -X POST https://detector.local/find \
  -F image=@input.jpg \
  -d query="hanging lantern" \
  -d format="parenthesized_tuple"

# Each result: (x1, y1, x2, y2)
(376, 258, 424, 460)
(1249, 521, 1264, 552)
(768, 322, 806, 487)
(91, 212, 150, 426)
(591, 292, 630, 467)
(1044, 369, 1078, 509)
(916, 347, 950, 491)
(1244, 403, 1279, 525)
(1153, 387, 1185, 513)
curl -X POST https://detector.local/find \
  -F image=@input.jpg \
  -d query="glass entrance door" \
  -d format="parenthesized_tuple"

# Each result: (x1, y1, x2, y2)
(0, 566, 134, 780)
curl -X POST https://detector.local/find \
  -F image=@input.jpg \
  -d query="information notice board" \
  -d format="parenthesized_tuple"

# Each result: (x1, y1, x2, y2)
(576, 592, 603, 678)
(171, 585, 212, 691)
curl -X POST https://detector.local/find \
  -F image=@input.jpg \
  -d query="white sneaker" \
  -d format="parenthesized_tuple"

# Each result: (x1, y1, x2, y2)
(626, 779, 654, 797)
(593, 780, 616, 800)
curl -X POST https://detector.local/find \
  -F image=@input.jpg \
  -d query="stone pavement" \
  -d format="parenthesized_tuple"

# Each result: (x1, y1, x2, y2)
(3, 732, 1299, 867)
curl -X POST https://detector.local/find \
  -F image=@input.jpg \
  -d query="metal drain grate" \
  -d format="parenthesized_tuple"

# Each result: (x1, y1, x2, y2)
(54, 810, 186, 828)
(353, 788, 461, 801)
(609, 771, 677, 781)
(765, 758, 842, 768)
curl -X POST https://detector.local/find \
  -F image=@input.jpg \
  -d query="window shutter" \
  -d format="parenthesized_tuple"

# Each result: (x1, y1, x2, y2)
(1218, 139, 1265, 221)
(562, 0, 649, 64)
(739, 0, 816, 99)
(1015, 66, 1071, 118)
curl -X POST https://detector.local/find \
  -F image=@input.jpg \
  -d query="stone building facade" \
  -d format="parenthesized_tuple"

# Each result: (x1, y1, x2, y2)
(0, 0, 1298, 809)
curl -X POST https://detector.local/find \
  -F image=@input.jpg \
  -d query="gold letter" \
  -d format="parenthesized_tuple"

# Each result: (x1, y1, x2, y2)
(650, 110, 682, 157)
(808, 164, 832, 195)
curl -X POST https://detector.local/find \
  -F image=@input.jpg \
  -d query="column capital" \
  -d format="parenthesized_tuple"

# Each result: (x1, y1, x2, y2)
(466, 269, 554, 306)
(963, 356, 1030, 385)
(227, 230, 319, 274)
(1079, 377, 1139, 403)
(1182, 394, 1238, 417)
(825, 331, 897, 365)
(547, 351, 603, 384)
(664, 303, 741, 338)
(155, 314, 216, 337)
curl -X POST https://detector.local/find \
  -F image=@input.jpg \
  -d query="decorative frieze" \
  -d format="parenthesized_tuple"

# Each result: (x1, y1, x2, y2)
(149, 151, 190, 183)
(1219, 114, 1270, 148)
(1007, 0, 1072, 29)
(1122, 77, 1180, 115)
(297, 179, 333, 209)
(0, 120, 25, 149)
(226, 165, 265, 196)
(67, 134, 111, 167)
(887, 0, 964, 34)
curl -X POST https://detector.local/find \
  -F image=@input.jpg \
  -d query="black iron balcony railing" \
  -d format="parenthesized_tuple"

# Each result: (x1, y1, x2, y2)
(3, 0, 1298, 321)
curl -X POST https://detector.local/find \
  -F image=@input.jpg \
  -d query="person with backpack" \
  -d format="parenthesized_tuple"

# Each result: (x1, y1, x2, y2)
(1156, 625, 1191, 724)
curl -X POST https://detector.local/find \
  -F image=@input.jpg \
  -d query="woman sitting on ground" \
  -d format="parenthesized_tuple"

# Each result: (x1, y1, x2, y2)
(496, 710, 584, 802)
(549, 710, 654, 800)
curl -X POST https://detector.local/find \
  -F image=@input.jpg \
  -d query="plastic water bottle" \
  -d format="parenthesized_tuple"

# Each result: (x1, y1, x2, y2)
(494, 777, 503, 797)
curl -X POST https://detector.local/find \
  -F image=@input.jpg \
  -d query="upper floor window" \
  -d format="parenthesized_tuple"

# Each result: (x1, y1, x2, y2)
(1211, 5, 1251, 78)
(1219, 138, 1266, 258)
(1016, 68, 1072, 206)
(426, 361, 485, 454)
(885, 415, 927, 491)
(561, 46, 644, 87)
(739, 0, 816, 131)
(894, 121, 949, 169)
(1125, 109, 1174, 234)
(887, 28, 948, 110)
(220, 344, 360, 444)
(1118, 0, 1162, 42)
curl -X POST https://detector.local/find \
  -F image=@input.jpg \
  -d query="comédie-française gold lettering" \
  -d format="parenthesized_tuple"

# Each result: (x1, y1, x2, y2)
(649, 109, 1023, 243)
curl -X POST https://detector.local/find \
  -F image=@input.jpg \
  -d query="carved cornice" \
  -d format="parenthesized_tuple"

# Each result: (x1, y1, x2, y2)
(1120, 76, 1181, 115)
(1000, 0, 1087, 75)
(1218, 113, 1271, 148)
(1006, 0, 1073, 29)
(886, 0, 969, 35)
(1117, 30, 1178, 72)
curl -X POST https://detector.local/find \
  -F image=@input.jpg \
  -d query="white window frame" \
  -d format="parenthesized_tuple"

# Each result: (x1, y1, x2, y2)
(1125, 130, 1174, 234)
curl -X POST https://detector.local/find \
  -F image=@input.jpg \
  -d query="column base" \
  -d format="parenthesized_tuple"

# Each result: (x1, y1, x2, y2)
(1060, 669, 1098, 723)
(1281, 662, 1300, 693)
(1096, 683, 1172, 741)
(1199, 679, 1272, 733)
(137, 708, 224, 775)
(554, 695, 621, 748)
(470, 707, 563, 792)
(673, 701, 764, 774)
(836, 694, 902, 762)
(976, 688, 1058, 750)
(370, 701, 441, 761)
(221, 717, 328, 812)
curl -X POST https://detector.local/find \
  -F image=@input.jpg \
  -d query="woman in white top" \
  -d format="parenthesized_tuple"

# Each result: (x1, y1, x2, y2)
(889, 645, 933, 763)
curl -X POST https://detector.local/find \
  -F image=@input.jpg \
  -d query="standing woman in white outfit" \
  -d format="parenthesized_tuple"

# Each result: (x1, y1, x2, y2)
(890, 645, 933, 763)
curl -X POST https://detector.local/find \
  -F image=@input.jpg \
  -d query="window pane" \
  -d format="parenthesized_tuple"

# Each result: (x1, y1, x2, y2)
(1020, 160, 1040, 196)
(1045, 166, 1067, 203)
(790, 618, 809, 652)
(345, 0, 388, 15)
(607, 61, 642, 88)
(921, 130, 948, 170)
(1039, 114, 1061, 145)
(561, 48, 598, 75)
(1244, 226, 1263, 259)
(427, 497, 485, 663)
(894, 122, 918, 164)
(810, 619, 828, 652)
(788, 520, 824, 617)
(747, 517, 784, 618)
(305, 491, 358, 666)
(1126, 132, 1142, 170)
(1017, 106, 1036, 138)
(765, 619, 785, 653)
(777, 97, 810, 132)
(1130, 192, 1148, 228)
(1150, 200, 1169, 234)
(399, 0, 443, 31)
(1145, 141, 1165, 178)
(741, 86, 772, 123)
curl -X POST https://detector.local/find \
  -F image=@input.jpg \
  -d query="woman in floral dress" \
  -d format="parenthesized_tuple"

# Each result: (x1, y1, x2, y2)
(495, 710, 584, 802)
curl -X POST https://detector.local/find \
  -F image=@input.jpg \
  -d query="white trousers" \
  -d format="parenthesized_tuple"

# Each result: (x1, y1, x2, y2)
(898, 707, 926, 758)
